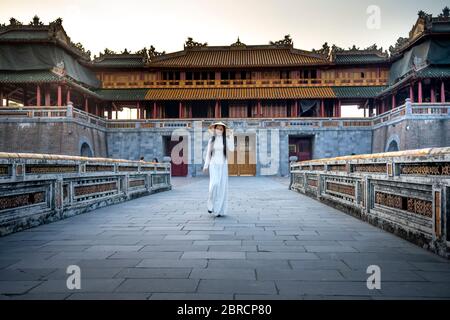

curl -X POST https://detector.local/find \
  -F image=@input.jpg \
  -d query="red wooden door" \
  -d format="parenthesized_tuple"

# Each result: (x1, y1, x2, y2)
(289, 137, 312, 161)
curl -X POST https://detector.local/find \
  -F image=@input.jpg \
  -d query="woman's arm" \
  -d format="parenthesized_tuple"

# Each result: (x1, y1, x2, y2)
(203, 138, 212, 170)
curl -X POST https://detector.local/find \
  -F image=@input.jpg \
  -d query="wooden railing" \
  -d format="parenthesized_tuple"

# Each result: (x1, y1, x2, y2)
(0, 102, 449, 130)
(290, 147, 450, 258)
(101, 77, 389, 89)
(0, 152, 171, 236)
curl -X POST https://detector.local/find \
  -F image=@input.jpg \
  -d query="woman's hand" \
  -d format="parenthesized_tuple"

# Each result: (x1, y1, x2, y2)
(203, 167, 208, 173)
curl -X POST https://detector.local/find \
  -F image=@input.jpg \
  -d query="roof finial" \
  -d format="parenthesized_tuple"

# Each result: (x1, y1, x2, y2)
(231, 36, 246, 47)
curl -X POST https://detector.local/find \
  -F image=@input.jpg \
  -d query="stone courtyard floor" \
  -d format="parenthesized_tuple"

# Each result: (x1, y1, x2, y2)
(1, 176, 450, 300)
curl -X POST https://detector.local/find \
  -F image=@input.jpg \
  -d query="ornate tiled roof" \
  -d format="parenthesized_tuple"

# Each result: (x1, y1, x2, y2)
(333, 86, 386, 98)
(149, 48, 328, 68)
(144, 87, 335, 100)
(0, 70, 61, 83)
(92, 56, 146, 68)
(148, 37, 329, 68)
(143, 86, 385, 100)
(91, 48, 147, 68)
(379, 66, 450, 97)
(389, 7, 450, 57)
(0, 16, 91, 60)
(416, 66, 450, 78)
(0, 70, 100, 98)
(331, 44, 389, 65)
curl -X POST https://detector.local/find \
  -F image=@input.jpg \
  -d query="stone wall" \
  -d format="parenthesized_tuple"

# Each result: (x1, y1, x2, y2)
(107, 127, 373, 177)
(289, 147, 450, 258)
(0, 152, 172, 236)
(372, 118, 450, 153)
(0, 119, 108, 157)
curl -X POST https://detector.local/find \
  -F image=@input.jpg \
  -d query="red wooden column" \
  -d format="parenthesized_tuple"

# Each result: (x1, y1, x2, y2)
(293, 100, 298, 117)
(418, 80, 423, 103)
(84, 97, 89, 113)
(0, 88, 3, 107)
(57, 85, 62, 106)
(337, 100, 341, 117)
(409, 84, 414, 102)
(153, 102, 157, 118)
(320, 99, 325, 117)
(189, 103, 192, 118)
(431, 85, 436, 103)
(36, 85, 41, 107)
(441, 81, 446, 103)
(257, 100, 262, 117)
(44, 87, 51, 106)
(214, 100, 221, 118)
(381, 99, 385, 114)
(392, 94, 396, 109)
(108, 106, 112, 119)
(66, 88, 71, 104)
(179, 101, 183, 118)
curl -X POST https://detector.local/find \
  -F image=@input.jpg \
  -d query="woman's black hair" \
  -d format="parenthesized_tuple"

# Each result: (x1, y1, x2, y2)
(210, 125, 227, 158)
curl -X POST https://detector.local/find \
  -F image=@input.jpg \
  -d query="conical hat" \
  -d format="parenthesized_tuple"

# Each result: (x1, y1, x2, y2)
(207, 121, 229, 133)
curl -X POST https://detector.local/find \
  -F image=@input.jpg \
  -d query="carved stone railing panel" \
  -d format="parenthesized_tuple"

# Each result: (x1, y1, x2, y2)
(0, 152, 171, 236)
(290, 147, 450, 258)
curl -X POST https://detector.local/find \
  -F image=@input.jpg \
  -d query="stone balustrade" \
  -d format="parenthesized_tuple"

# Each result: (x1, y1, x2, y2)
(0, 102, 448, 131)
(290, 147, 450, 258)
(0, 152, 172, 236)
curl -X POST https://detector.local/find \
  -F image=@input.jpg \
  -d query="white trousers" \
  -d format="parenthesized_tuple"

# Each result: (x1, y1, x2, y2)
(207, 162, 229, 216)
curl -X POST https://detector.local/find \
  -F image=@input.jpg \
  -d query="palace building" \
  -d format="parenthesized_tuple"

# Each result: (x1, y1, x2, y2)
(0, 9, 449, 176)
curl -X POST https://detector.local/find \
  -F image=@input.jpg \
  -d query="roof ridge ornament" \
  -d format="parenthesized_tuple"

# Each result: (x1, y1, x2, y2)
(230, 37, 246, 47)
(184, 37, 207, 49)
(311, 42, 330, 56)
(269, 34, 293, 47)
(29, 15, 43, 26)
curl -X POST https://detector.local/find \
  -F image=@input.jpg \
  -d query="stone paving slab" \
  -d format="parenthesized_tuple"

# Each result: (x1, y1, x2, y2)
(0, 176, 449, 299)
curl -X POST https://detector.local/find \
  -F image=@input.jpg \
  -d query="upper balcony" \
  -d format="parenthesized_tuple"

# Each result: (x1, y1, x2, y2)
(100, 77, 389, 89)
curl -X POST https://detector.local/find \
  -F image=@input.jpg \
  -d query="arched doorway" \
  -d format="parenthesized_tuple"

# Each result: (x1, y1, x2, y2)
(387, 140, 399, 152)
(80, 142, 93, 157)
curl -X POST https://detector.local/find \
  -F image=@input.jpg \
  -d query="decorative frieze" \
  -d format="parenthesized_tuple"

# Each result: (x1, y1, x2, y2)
(0, 165, 9, 176)
(400, 162, 450, 176)
(327, 182, 355, 196)
(374, 191, 432, 218)
(353, 163, 386, 174)
(118, 166, 139, 172)
(25, 164, 78, 174)
(74, 182, 117, 197)
(328, 164, 346, 172)
(0, 191, 45, 211)
(86, 165, 114, 172)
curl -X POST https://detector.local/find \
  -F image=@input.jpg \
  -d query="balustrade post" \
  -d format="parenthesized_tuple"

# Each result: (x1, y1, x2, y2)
(66, 102, 73, 118)
(405, 98, 412, 114)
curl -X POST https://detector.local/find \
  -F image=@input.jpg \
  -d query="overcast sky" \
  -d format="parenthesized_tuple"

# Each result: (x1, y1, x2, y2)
(0, 0, 448, 56)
